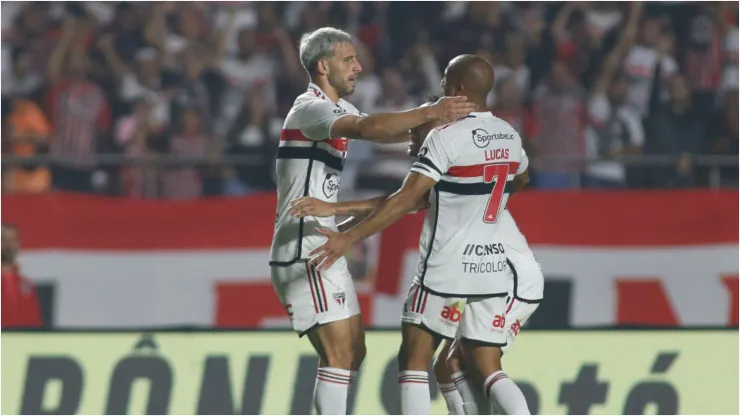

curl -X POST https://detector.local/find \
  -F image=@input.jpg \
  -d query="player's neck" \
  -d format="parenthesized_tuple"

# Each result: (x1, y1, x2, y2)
(472, 102, 489, 113)
(312, 78, 341, 103)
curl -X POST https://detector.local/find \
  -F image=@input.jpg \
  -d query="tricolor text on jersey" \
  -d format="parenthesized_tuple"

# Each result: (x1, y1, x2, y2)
(462, 260, 508, 274)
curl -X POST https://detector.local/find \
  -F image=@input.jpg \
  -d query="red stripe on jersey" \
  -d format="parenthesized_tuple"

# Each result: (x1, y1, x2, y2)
(280, 129, 347, 152)
(447, 162, 520, 178)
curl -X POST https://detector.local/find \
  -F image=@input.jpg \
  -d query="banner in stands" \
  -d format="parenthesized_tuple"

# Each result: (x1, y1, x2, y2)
(3, 192, 738, 328)
(2, 330, 737, 415)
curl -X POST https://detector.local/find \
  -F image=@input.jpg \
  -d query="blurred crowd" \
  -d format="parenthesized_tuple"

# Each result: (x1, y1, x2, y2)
(1, 1, 738, 199)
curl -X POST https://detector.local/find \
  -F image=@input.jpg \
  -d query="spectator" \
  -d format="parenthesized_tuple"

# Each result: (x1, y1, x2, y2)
(45, 17, 111, 193)
(584, 2, 644, 188)
(707, 89, 739, 187)
(116, 98, 159, 198)
(4, 96, 52, 194)
(491, 77, 535, 149)
(490, 34, 531, 107)
(222, 87, 280, 194)
(718, 2, 739, 101)
(531, 60, 587, 189)
(683, 3, 724, 123)
(1, 223, 43, 329)
(2, 46, 44, 102)
(643, 75, 703, 188)
(622, 15, 678, 119)
(161, 106, 210, 199)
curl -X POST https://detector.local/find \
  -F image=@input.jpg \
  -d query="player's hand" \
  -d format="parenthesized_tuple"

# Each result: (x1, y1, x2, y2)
(289, 197, 336, 218)
(429, 96, 477, 122)
(309, 227, 352, 271)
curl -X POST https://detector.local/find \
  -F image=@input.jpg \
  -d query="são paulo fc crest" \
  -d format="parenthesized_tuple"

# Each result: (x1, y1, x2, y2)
(333, 292, 346, 306)
(323, 173, 340, 198)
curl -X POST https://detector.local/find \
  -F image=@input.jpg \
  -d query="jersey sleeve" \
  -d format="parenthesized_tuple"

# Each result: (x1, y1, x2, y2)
(517, 148, 529, 175)
(410, 129, 455, 182)
(299, 99, 355, 140)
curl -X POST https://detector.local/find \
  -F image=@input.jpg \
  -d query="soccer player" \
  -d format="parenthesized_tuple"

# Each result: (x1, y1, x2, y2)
(291, 101, 544, 415)
(269, 27, 475, 415)
(308, 54, 532, 415)
(433, 216, 543, 415)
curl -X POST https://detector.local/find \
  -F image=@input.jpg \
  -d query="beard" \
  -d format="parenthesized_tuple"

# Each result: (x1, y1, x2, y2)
(329, 72, 353, 97)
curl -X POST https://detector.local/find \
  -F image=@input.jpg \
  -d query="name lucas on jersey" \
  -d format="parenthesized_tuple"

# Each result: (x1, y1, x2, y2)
(485, 148, 510, 161)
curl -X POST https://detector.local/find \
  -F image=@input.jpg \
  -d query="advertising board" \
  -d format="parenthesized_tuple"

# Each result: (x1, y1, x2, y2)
(2, 330, 737, 414)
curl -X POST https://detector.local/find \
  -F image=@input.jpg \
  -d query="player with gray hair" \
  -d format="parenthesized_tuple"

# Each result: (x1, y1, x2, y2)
(269, 28, 476, 414)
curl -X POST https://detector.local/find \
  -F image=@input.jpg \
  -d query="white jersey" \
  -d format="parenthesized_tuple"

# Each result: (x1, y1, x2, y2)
(270, 83, 363, 265)
(410, 111, 527, 296)
(498, 207, 544, 301)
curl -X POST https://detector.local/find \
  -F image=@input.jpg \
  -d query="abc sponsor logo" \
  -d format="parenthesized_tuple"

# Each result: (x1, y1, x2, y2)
(492, 314, 506, 331)
(439, 302, 464, 326)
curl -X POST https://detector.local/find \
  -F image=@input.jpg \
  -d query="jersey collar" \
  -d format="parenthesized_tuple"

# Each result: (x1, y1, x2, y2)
(307, 83, 330, 101)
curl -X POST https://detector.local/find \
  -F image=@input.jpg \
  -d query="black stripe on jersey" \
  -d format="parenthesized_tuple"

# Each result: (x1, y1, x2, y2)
(435, 180, 515, 195)
(417, 157, 442, 175)
(277, 146, 344, 172)
(418, 190, 439, 287)
(506, 258, 543, 303)
(270, 142, 343, 266)
(413, 165, 433, 176)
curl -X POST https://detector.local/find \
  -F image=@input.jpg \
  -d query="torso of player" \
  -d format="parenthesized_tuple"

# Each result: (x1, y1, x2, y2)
(413, 112, 526, 297)
(270, 83, 361, 265)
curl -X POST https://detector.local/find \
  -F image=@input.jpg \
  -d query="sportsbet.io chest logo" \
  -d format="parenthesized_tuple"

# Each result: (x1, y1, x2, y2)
(322, 173, 340, 198)
(471, 128, 515, 148)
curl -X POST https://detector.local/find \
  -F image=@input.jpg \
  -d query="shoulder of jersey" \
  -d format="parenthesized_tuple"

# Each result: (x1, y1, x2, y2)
(431, 114, 479, 136)
(338, 98, 362, 115)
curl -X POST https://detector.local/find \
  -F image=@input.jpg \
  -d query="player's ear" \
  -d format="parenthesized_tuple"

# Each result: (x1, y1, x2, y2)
(317, 59, 330, 76)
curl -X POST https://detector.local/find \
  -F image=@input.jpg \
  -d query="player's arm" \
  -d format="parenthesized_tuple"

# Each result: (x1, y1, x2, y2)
(310, 172, 437, 269)
(301, 96, 475, 144)
(290, 194, 429, 218)
(310, 130, 453, 270)
(511, 149, 531, 193)
(511, 169, 530, 192)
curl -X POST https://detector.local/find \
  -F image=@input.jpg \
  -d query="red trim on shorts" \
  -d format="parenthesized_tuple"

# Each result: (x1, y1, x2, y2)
(316, 268, 329, 311)
(411, 285, 420, 312)
(506, 298, 516, 314)
(305, 263, 320, 314)
(420, 291, 429, 314)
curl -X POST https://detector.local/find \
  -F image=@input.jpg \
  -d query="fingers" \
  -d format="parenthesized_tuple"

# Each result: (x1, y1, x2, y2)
(289, 197, 316, 217)
(315, 227, 335, 237)
(290, 197, 310, 206)
(308, 247, 337, 270)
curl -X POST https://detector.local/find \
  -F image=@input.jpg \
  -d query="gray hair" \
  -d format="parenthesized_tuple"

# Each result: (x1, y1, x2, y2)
(299, 27, 354, 77)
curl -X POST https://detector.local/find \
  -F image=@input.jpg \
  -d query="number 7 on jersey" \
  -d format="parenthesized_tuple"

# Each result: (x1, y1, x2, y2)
(482, 163, 511, 223)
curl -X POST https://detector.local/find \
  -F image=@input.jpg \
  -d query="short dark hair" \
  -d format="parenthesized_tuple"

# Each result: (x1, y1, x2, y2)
(427, 95, 439, 104)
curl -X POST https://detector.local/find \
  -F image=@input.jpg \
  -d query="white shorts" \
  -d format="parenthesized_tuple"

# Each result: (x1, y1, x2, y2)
(500, 296, 540, 354)
(401, 283, 508, 346)
(271, 257, 360, 336)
